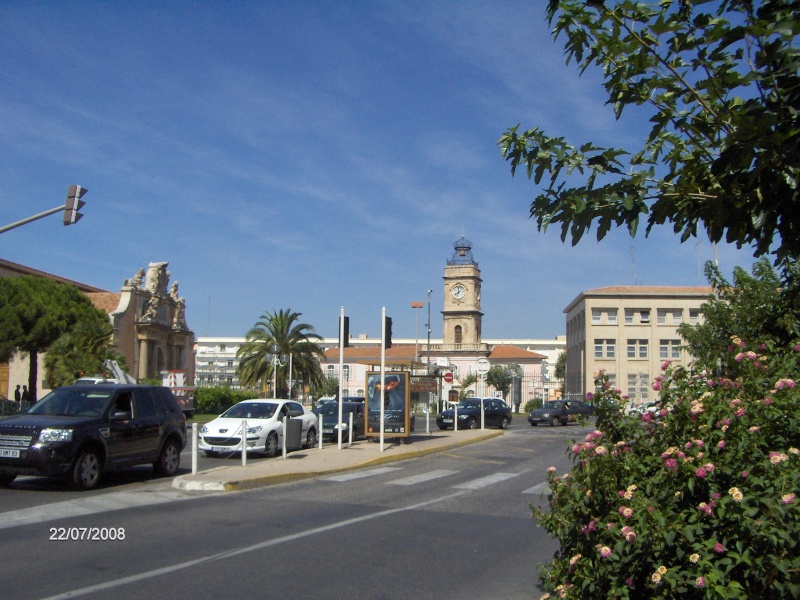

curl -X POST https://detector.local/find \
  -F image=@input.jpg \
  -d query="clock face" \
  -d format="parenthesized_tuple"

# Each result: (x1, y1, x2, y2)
(451, 284, 466, 300)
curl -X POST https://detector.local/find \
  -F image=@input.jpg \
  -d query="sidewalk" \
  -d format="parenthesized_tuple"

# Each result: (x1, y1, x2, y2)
(173, 428, 503, 493)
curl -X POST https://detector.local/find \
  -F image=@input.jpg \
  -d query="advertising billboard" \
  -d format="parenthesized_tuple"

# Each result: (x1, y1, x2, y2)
(366, 371, 411, 438)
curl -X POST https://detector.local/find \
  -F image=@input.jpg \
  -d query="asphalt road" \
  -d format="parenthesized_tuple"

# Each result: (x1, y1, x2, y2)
(0, 419, 593, 600)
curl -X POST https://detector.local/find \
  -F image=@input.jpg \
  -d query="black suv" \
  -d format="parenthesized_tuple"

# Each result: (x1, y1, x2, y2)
(0, 384, 187, 490)
(315, 401, 365, 442)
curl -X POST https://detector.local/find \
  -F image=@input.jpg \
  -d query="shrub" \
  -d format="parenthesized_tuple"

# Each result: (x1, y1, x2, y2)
(194, 387, 258, 415)
(525, 399, 543, 413)
(534, 344, 800, 599)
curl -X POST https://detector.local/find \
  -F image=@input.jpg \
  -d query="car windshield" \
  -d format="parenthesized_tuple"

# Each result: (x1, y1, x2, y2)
(319, 404, 356, 416)
(221, 402, 277, 419)
(29, 388, 113, 417)
(458, 399, 481, 409)
(541, 402, 563, 409)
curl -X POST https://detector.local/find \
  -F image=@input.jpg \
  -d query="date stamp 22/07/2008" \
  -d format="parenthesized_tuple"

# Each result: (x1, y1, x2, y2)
(49, 527, 126, 541)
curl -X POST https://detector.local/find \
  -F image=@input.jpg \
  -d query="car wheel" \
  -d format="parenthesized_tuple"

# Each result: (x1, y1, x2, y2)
(499, 417, 509, 430)
(530, 422, 538, 427)
(72, 448, 102, 490)
(0, 472, 16, 487)
(467, 418, 478, 430)
(550, 417, 560, 427)
(305, 427, 317, 448)
(154, 438, 181, 476)
(437, 425, 448, 430)
(264, 432, 279, 457)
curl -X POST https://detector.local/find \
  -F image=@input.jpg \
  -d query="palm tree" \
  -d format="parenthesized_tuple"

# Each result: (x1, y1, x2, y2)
(236, 309, 324, 398)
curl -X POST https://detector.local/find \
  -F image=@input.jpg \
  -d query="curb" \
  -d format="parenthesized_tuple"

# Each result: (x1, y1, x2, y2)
(173, 429, 503, 492)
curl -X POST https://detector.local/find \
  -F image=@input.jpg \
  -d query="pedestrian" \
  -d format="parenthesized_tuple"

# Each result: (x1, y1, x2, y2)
(14, 384, 21, 403)
(21, 385, 30, 409)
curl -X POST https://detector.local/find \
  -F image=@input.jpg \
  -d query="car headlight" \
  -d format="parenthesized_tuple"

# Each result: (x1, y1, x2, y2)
(199, 425, 208, 434)
(246, 425, 262, 434)
(38, 428, 73, 443)
(457, 414, 469, 419)
(541, 412, 550, 418)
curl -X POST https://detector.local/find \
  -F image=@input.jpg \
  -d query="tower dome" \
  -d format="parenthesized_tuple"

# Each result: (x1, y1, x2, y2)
(448, 235, 477, 266)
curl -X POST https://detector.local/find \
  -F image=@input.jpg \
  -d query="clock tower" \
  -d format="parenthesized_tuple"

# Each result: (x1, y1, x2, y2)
(442, 236, 484, 349)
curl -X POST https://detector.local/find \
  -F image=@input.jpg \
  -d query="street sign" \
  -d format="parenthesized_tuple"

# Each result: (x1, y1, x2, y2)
(443, 372, 453, 383)
(476, 358, 490, 375)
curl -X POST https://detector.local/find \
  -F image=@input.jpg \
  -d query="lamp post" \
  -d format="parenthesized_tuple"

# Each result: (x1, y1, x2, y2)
(411, 301, 424, 361)
(267, 343, 289, 398)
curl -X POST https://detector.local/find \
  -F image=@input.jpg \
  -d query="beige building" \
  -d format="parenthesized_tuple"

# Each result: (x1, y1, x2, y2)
(563, 286, 712, 404)
(1, 259, 194, 401)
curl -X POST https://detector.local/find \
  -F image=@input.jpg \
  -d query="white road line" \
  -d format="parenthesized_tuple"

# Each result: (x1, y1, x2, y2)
(452, 472, 519, 490)
(321, 466, 403, 482)
(522, 482, 551, 495)
(386, 469, 459, 486)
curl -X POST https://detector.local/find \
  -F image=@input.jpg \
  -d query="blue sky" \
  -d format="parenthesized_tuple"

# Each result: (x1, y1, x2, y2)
(0, 1, 757, 341)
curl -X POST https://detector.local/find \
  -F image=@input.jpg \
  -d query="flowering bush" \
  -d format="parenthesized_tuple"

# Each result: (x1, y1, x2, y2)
(534, 342, 800, 598)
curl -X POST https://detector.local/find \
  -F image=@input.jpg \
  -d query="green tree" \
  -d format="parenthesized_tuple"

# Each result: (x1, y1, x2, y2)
(44, 318, 128, 389)
(236, 308, 324, 398)
(0, 276, 110, 401)
(486, 364, 522, 399)
(499, 0, 800, 267)
(554, 351, 566, 389)
(458, 372, 478, 400)
(308, 375, 339, 401)
(679, 258, 800, 373)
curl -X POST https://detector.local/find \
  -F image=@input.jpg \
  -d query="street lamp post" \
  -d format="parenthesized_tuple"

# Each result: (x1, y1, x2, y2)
(266, 343, 288, 397)
(411, 301, 423, 361)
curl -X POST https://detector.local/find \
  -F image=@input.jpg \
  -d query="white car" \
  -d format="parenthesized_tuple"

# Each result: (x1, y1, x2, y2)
(199, 399, 318, 458)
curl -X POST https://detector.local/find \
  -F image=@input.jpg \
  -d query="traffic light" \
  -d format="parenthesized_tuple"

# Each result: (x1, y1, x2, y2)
(340, 316, 350, 347)
(384, 316, 393, 349)
(63, 185, 87, 226)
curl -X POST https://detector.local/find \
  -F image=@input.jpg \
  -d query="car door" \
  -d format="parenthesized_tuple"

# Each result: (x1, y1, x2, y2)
(106, 390, 139, 467)
(485, 399, 501, 427)
(288, 402, 310, 437)
(129, 388, 163, 461)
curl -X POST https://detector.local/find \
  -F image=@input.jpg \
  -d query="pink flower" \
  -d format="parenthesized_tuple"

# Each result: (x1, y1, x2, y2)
(781, 493, 796, 505)
(695, 467, 708, 478)
(741, 470, 749, 478)
(713, 542, 726, 554)
(664, 458, 677, 469)
(717, 440, 726, 449)
(618, 506, 634, 519)
(696, 576, 706, 588)
(652, 380, 662, 391)
(599, 545, 612, 558)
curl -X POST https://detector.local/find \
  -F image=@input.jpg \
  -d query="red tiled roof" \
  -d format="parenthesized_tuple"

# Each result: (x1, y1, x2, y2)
(87, 292, 122, 313)
(489, 345, 546, 360)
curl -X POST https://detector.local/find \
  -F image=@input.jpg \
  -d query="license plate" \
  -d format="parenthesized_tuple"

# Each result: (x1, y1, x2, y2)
(443, 419, 453, 424)
(322, 428, 333, 434)
(0, 449, 20, 458)
(212, 446, 234, 453)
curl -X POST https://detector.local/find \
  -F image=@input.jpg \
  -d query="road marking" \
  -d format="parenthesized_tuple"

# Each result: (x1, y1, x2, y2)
(386, 470, 459, 486)
(0, 489, 207, 530)
(452, 472, 519, 490)
(522, 482, 551, 495)
(39, 489, 470, 600)
(321, 466, 403, 482)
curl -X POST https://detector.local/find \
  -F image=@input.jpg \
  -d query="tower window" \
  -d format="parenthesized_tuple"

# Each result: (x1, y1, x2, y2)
(454, 325, 463, 344)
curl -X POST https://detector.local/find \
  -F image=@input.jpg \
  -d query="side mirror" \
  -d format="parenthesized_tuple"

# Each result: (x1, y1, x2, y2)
(111, 410, 132, 421)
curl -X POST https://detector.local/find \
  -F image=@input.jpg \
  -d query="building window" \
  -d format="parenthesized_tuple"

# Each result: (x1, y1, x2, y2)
(660, 339, 681, 360)
(227, 360, 233, 368)
(640, 310, 651, 323)
(689, 309, 700, 325)
(627, 339, 649, 359)
(592, 309, 617, 324)
(343, 365, 351, 381)
(326, 365, 335, 378)
(625, 310, 651, 325)
(627, 373, 650, 401)
(220, 344, 226, 352)
(657, 309, 683, 325)
(594, 339, 616, 359)
(607, 309, 617, 324)
(592, 309, 601, 324)
(454, 325, 463, 344)
(625, 309, 634, 324)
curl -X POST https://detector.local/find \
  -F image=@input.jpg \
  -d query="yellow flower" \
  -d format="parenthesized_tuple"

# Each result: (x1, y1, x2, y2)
(657, 565, 668, 575)
(729, 487, 743, 502)
(689, 553, 700, 563)
(652, 572, 662, 583)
